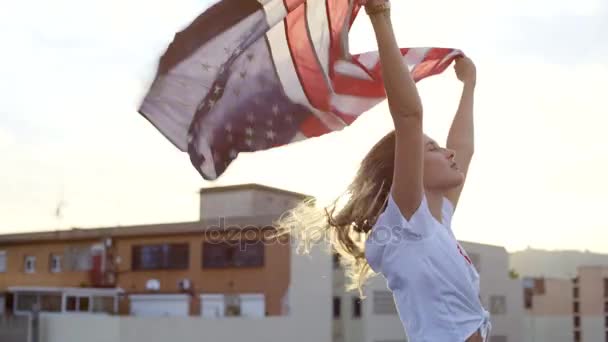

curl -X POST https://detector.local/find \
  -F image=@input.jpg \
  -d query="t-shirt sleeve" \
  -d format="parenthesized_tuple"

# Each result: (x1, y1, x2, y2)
(365, 192, 436, 273)
(373, 192, 436, 242)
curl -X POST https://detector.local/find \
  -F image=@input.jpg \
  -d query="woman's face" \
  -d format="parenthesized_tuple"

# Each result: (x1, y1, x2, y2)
(423, 135, 464, 191)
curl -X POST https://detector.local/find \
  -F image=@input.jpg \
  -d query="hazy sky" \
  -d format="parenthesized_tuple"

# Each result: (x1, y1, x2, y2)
(1, 0, 606, 253)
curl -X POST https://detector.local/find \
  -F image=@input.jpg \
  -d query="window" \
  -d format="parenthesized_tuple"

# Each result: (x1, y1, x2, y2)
(132, 243, 189, 270)
(333, 296, 341, 318)
(66, 296, 90, 312)
(490, 336, 507, 342)
(373, 291, 397, 315)
(0, 251, 6, 272)
(40, 294, 61, 312)
(24, 256, 36, 273)
(573, 286, 579, 298)
(92, 297, 115, 314)
(63, 246, 92, 271)
(574, 301, 580, 313)
(50, 254, 62, 273)
(202, 240, 264, 268)
(574, 330, 581, 342)
(490, 295, 507, 315)
(574, 315, 580, 327)
(352, 297, 362, 318)
(16, 293, 38, 311)
(524, 288, 533, 309)
(200, 293, 264, 318)
(333, 253, 340, 270)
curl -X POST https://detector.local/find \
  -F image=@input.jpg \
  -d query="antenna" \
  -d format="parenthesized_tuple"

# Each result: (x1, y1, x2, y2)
(55, 185, 67, 230)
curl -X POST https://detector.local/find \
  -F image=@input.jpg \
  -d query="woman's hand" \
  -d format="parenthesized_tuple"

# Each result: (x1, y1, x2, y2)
(454, 57, 476, 86)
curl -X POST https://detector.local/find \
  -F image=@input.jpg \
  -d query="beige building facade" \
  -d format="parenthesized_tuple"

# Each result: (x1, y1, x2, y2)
(524, 266, 608, 342)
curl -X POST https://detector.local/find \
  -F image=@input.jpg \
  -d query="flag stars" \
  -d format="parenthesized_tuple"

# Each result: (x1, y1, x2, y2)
(245, 138, 253, 147)
(245, 127, 254, 136)
(272, 104, 279, 115)
(285, 115, 293, 123)
(246, 113, 255, 123)
(266, 130, 276, 140)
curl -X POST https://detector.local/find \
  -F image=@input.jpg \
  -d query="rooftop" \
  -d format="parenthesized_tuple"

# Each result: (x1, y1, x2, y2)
(0, 215, 278, 245)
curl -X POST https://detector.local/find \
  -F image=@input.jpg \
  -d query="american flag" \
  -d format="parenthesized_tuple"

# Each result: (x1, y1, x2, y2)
(139, 0, 463, 180)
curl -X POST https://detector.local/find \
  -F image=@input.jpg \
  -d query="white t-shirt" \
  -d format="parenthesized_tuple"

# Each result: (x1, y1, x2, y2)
(365, 193, 491, 342)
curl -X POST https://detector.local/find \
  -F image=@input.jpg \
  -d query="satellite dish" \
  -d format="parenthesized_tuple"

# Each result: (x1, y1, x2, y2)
(145, 279, 161, 291)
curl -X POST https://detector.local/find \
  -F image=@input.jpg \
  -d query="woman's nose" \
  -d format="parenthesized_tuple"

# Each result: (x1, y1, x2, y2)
(444, 148, 455, 159)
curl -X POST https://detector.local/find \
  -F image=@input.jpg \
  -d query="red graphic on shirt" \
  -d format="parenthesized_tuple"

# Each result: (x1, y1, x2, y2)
(457, 244, 472, 265)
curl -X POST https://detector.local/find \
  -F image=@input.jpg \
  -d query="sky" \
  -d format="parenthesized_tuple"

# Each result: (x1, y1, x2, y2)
(0, 0, 607, 253)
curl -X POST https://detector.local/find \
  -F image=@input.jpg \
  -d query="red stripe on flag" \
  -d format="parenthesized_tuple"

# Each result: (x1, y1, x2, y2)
(325, 0, 351, 75)
(283, 0, 305, 11)
(411, 50, 462, 82)
(299, 115, 331, 138)
(284, 2, 332, 111)
(333, 110, 357, 125)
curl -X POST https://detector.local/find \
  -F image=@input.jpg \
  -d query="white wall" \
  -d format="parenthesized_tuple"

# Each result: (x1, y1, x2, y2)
(362, 276, 408, 342)
(200, 189, 256, 219)
(200, 188, 304, 219)
(40, 314, 120, 342)
(581, 316, 603, 342)
(522, 315, 572, 342)
(461, 242, 524, 342)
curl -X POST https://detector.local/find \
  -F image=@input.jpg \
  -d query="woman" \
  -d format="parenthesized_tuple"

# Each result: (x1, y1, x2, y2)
(278, 0, 489, 341)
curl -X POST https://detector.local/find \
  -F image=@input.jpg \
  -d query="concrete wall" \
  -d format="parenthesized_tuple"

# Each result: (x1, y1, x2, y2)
(40, 314, 119, 342)
(37, 242, 331, 342)
(200, 187, 304, 219)
(461, 242, 524, 342)
(522, 315, 572, 342)
(0, 315, 30, 342)
(363, 276, 407, 342)
(200, 189, 257, 219)
(581, 317, 603, 342)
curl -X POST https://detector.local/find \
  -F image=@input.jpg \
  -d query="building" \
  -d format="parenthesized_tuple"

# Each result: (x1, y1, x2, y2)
(0, 184, 308, 318)
(331, 241, 524, 342)
(0, 182, 530, 342)
(523, 266, 608, 342)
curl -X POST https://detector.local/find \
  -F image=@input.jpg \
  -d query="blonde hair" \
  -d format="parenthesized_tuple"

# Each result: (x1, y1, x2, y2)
(276, 131, 396, 296)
